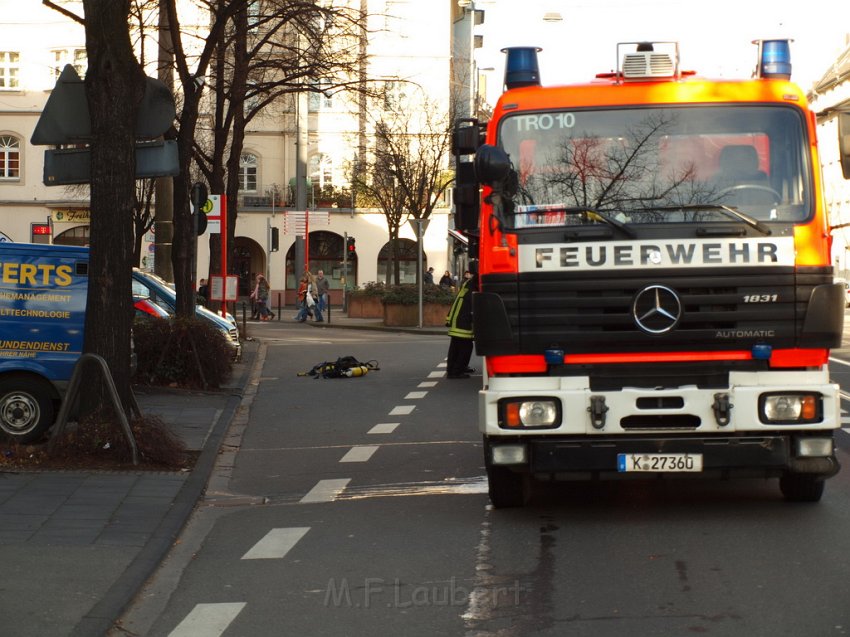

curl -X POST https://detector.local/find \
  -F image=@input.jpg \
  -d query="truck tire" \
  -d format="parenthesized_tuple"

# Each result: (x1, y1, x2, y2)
(779, 473, 825, 502)
(0, 378, 56, 444)
(487, 466, 531, 508)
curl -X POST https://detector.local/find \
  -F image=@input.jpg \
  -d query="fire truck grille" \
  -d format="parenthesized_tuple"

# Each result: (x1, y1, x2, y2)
(481, 267, 828, 354)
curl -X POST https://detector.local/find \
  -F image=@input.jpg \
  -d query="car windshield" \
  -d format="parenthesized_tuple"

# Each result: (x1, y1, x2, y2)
(496, 104, 811, 229)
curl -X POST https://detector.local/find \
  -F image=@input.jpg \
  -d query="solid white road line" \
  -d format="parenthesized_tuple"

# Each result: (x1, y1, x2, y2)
(368, 423, 400, 434)
(389, 405, 415, 416)
(169, 602, 246, 637)
(241, 527, 310, 560)
(300, 479, 351, 503)
(405, 391, 427, 399)
(340, 445, 379, 463)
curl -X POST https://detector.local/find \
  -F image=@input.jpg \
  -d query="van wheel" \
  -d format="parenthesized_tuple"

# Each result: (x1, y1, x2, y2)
(0, 378, 56, 444)
(486, 466, 531, 508)
(779, 473, 825, 502)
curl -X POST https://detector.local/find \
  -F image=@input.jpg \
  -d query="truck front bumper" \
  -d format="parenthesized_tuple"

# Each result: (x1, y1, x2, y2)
(486, 434, 840, 480)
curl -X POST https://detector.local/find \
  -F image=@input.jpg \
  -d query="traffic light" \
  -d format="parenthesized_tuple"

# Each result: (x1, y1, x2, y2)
(191, 182, 209, 235)
(346, 236, 357, 258)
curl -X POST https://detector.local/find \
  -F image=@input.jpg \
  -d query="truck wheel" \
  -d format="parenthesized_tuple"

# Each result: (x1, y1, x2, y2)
(487, 466, 531, 508)
(779, 473, 825, 502)
(0, 378, 56, 444)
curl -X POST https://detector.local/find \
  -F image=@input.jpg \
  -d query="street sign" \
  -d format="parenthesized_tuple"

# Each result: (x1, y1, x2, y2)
(31, 65, 176, 145)
(32, 65, 178, 185)
(42, 141, 179, 186)
(210, 275, 239, 302)
(205, 195, 222, 234)
(284, 210, 330, 237)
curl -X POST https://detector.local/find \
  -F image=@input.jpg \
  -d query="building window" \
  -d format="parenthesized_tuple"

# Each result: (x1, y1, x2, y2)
(0, 136, 20, 179)
(240, 153, 258, 192)
(383, 80, 407, 111)
(0, 51, 20, 89)
(53, 48, 87, 79)
(378, 238, 420, 284)
(308, 81, 333, 112)
(54, 225, 90, 247)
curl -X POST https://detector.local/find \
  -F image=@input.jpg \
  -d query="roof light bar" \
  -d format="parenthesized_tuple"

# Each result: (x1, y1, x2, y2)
(754, 39, 792, 80)
(501, 46, 542, 90)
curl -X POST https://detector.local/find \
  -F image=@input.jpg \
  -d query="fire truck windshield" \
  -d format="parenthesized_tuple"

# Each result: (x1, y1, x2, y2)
(496, 105, 811, 229)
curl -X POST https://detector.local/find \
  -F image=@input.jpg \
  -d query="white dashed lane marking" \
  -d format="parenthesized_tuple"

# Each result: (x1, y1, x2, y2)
(428, 371, 445, 378)
(418, 381, 437, 388)
(389, 405, 415, 416)
(405, 391, 427, 399)
(300, 479, 351, 503)
(340, 445, 379, 463)
(368, 423, 400, 434)
(169, 602, 246, 637)
(241, 527, 310, 560)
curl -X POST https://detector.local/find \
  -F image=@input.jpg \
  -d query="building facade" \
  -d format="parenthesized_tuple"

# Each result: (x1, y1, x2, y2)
(808, 39, 850, 279)
(0, 0, 468, 307)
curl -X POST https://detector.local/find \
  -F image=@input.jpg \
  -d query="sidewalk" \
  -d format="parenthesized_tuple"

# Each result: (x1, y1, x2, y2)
(0, 340, 258, 637)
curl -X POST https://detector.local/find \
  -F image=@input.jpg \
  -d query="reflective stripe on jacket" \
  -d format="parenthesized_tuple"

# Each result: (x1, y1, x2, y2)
(446, 276, 475, 339)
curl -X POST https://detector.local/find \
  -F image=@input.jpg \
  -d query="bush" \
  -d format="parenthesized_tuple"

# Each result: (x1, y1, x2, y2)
(132, 317, 233, 389)
(381, 283, 455, 306)
(46, 411, 189, 469)
(347, 281, 387, 298)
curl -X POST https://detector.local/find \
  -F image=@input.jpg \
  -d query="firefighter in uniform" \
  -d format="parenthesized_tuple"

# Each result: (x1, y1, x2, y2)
(445, 271, 477, 378)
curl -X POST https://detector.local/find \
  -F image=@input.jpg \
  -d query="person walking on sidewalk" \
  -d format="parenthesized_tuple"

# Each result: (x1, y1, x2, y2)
(295, 272, 323, 322)
(251, 274, 274, 321)
(445, 270, 477, 378)
(315, 269, 330, 316)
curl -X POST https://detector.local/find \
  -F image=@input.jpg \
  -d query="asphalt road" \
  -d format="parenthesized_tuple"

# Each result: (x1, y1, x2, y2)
(114, 321, 850, 637)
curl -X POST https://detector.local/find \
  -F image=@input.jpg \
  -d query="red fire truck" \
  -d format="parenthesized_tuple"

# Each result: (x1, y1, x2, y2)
(453, 40, 849, 507)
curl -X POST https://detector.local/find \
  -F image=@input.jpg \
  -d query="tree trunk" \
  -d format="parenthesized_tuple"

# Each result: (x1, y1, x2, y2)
(172, 94, 201, 317)
(81, 0, 146, 414)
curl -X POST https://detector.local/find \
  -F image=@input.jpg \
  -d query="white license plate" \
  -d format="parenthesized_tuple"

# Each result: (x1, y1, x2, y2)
(617, 453, 703, 472)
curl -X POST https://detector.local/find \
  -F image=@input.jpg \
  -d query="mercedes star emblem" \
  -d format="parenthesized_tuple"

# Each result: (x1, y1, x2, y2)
(632, 285, 682, 334)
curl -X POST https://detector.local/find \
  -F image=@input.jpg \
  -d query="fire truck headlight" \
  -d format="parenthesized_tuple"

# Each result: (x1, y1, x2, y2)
(499, 398, 561, 429)
(760, 393, 822, 424)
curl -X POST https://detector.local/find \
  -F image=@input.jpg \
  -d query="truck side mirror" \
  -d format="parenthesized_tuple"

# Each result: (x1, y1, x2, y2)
(474, 144, 513, 184)
(839, 112, 850, 180)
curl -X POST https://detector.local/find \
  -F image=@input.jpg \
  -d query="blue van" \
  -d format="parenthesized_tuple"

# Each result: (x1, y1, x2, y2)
(0, 242, 88, 442)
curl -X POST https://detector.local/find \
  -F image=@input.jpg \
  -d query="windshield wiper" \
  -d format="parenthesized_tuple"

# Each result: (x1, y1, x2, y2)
(652, 204, 772, 236)
(561, 206, 636, 238)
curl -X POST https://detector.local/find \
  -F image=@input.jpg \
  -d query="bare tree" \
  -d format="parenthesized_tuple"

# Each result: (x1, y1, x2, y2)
(194, 0, 372, 286)
(160, 0, 239, 316)
(132, 179, 156, 267)
(352, 89, 454, 285)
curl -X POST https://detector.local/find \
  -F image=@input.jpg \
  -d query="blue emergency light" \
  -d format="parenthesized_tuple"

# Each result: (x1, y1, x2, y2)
(502, 46, 542, 90)
(755, 39, 792, 80)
